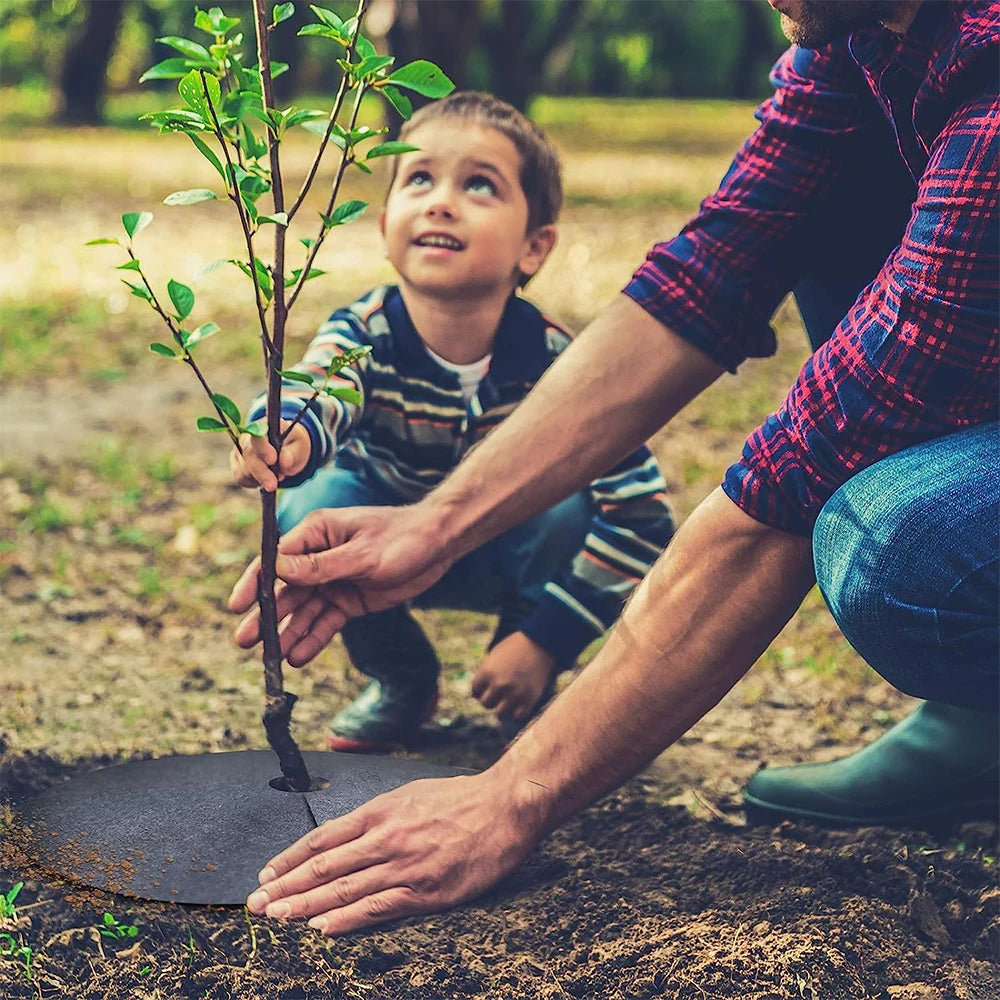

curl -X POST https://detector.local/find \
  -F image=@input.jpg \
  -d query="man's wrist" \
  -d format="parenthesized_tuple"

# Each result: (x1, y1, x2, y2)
(418, 482, 489, 561)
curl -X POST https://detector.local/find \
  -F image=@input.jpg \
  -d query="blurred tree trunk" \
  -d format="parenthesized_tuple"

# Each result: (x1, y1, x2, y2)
(388, 0, 482, 91)
(730, 0, 777, 99)
(59, 0, 126, 124)
(485, 0, 585, 111)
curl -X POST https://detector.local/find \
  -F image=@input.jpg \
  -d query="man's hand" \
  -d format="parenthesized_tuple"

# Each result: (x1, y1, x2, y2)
(245, 772, 539, 935)
(230, 422, 311, 492)
(471, 632, 557, 724)
(228, 504, 457, 665)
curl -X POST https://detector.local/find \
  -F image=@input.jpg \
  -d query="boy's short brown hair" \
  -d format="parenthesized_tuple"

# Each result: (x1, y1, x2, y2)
(395, 91, 562, 233)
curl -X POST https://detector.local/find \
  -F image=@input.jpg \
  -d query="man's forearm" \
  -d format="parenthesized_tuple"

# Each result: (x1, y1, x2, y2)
(426, 295, 724, 559)
(489, 488, 816, 837)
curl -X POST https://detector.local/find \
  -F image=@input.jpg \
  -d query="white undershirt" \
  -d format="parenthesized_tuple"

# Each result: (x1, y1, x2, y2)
(424, 345, 492, 403)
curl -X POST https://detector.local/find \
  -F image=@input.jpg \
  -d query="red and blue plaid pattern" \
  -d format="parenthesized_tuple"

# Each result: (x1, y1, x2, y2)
(625, 1, 998, 535)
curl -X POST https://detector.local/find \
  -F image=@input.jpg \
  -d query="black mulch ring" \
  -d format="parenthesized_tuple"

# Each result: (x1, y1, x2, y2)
(16, 750, 473, 904)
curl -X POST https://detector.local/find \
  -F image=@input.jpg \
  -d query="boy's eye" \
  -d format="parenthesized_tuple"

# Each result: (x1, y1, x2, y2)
(404, 170, 432, 188)
(465, 174, 497, 197)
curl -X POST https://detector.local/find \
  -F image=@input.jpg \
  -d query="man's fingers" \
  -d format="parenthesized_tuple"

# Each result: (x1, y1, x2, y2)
(255, 860, 401, 922)
(311, 886, 429, 937)
(228, 556, 263, 614)
(255, 812, 369, 886)
(274, 544, 367, 587)
(279, 593, 348, 665)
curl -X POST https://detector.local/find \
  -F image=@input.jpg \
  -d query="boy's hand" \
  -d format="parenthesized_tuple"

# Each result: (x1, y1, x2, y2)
(230, 421, 311, 492)
(471, 632, 557, 724)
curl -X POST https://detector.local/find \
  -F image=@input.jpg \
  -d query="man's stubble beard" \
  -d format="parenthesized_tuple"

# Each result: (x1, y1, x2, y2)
(780, 1, 899, 47)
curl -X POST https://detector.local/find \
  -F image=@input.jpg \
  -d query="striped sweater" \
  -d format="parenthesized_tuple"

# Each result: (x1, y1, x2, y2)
(249, 284, 675, 664)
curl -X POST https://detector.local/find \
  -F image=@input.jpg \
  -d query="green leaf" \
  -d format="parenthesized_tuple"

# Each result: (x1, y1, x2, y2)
(323, 385, 362, 404)
(141, 109, 211, 134)
(273, 2, 295, 25)
(286, 267, 326, 287)
(179, 69, 222, 116)
(164, 188, 218, 206)
(297, 23, 345, 42)
(241, 419, 267, 437)
(300, 118, 345, 144)
(278, 370, 315, 385)
(116, 259, 142, 271)
(122, 211, 153, 240)
(240, 121, 268, 160)
(353, 160, 372, 174)
(380, 84, 412, 120)
(299, 237, 316, 249)
(356, 54, 392, 78)
(270, 61, 290, 79)
(194, 9, 215, 34)
(123, 280, 152, 301)
(323, 199, 368, 227)
(309, 5, 344, 29)
(285, 108, 327, 129)
(156, 36, 211, 61)
(167, 279, 195, 320)
(150, 343, 180, 358)
(196, 416, 229, 432)
(184, 321, 220, 348)
(198, 7, 242, 35)
(140, 57, 212, 83)
(366, 140, 419, 160)
(252, 258, 273, 299)
(326, 344, 372, 373)
(385, 61, 455, 98)
(211, 393, 241, 425)
(103, 914, 115, 926)
(188, 134, 226, 181)
(258, 212, 289, 226)
(127, 926, 138, 938)
(353, 34, 378, 60)
(86, 237, 120, 246)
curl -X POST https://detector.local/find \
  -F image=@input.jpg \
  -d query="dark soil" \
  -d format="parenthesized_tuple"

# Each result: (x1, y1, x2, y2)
(2, 737, 998, 1000)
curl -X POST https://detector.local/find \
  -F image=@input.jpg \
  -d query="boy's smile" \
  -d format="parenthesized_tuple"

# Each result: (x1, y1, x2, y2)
(380, 120, 554, 304)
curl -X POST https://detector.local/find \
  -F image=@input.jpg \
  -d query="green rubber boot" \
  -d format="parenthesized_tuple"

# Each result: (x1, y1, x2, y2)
(744, 701, 1000, 828)
(328, 607, 439, 754)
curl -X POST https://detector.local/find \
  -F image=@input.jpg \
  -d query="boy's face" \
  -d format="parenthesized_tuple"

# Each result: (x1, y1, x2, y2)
(380, 120, 555, 301)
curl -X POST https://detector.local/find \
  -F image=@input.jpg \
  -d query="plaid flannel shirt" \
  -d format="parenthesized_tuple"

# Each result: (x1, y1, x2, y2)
(625, 0, 998, 535)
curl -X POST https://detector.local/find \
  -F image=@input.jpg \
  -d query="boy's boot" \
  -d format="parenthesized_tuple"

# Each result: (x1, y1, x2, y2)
(328, 607, 440, 753)
(744, 701, 999, 828)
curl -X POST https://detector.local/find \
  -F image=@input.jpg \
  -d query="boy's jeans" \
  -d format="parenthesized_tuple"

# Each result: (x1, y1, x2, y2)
(793, 172, 999, 711)
(278, 463, 591, 685)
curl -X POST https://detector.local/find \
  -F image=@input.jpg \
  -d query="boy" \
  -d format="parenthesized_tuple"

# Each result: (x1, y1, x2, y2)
(231, 92, 675, 752)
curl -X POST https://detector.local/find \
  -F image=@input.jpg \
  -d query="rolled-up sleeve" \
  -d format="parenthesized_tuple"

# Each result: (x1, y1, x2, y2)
(724, 93, 1000, 535)
(624, 43, 882, 372)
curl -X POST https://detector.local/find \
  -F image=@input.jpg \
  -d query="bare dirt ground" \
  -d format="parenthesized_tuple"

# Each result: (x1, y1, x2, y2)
(1, 107, 997, 998)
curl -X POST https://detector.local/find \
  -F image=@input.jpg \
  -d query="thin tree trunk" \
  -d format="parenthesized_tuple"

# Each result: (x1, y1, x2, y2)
(59, 0, 126, 124)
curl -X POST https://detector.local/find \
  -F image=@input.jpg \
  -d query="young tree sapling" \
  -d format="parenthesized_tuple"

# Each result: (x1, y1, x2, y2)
(89, 1, 453, 789)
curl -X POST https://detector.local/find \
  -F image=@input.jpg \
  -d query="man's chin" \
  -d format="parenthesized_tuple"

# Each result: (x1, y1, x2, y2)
(778, 1, 893, 48)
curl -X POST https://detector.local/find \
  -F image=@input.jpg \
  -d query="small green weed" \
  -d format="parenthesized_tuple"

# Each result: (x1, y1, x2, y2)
(136, 565, 164, 598)
(0, 881, 24, 919)
(98, 911, 139, 940)
(0, 932, 33, 979)
(24, 499, 71, 534)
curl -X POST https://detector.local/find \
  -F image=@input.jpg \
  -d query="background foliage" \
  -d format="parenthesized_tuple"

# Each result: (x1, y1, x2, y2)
(0, 0, 787, 124)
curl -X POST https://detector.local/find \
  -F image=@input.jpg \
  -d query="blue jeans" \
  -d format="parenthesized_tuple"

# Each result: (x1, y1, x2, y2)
(278, 463, 591, 685)
(793, 185, 998, 711)
(812, 424, 999, 709)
